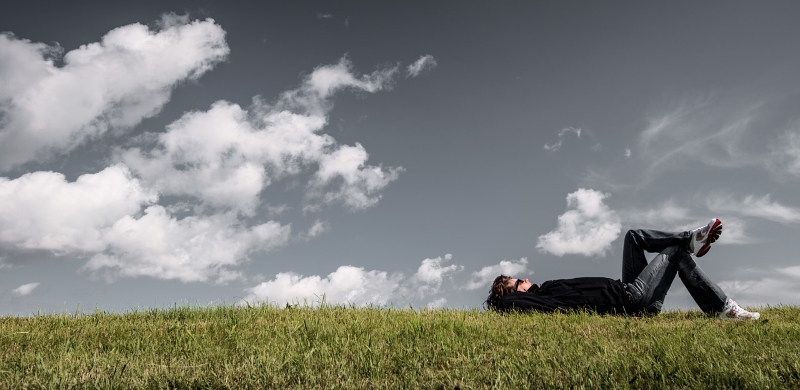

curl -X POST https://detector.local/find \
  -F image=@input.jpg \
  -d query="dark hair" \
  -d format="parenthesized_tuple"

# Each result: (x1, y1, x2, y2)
(484, 275, 516, 311)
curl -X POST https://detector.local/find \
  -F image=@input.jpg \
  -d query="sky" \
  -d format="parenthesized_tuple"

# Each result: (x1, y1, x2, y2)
(2, 1, 800, 314)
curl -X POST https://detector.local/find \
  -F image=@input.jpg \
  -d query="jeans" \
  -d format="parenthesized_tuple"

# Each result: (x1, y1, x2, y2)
(622, 229, 727, 315)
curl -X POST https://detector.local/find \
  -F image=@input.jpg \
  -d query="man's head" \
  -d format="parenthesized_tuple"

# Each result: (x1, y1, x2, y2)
(484, 274, 532, 311)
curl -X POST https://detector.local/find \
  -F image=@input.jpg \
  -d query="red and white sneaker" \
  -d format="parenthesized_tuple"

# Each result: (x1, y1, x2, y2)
(718, 298, 760, 320)
(689, 218, 722, 257)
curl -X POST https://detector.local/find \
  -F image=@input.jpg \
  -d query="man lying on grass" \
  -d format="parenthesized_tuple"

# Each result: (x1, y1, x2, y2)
(486, 219, 760, 320)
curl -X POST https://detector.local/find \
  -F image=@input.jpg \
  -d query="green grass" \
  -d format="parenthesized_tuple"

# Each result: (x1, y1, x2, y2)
(1, 305, 798, 389)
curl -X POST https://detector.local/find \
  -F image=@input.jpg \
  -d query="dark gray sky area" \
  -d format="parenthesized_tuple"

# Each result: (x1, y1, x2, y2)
(2, 1, 800, 313)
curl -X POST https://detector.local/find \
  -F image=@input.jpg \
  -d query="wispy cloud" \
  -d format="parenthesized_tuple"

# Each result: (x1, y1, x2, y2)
(637, 97, 762, 178)
(537, 188, 621, 257)
(624, 148, 631, 159)
(317, 13, 333, 19)
(707, 194, 800, 224)
(718, 266, 800, 306)
(406, 54, 437, 78)
(618, 198, 691, 228)
(767, 127, 800, 178)
(617, 197, 758, 245)
(543, 127, 581, 152)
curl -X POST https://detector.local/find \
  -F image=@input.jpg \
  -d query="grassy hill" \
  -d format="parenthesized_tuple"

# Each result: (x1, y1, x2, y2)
(2, 305, 798, 389)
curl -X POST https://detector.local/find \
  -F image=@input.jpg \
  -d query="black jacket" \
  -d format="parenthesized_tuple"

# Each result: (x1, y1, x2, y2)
(498, 277, 632, 314)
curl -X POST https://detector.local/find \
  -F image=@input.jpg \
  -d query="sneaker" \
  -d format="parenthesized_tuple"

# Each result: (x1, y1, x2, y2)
(718, 298, 760, 320)
(689, 218, 723, 257)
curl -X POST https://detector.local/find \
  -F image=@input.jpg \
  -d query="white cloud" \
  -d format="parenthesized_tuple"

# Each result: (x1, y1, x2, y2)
(0, 15, 229, 171)
(12, 282, 40, 296)
(707, 194, 800, 224)
(0, 165, 156, 252)
(311, 143, 403, 210)
(404, 253, 463, 298)
(718, 266, 800, 307)
(307, 220, 330, 238)
(83, 206, 291, 283)
(317, 13, 333, 19)
(119, 56, 402, 214)
(406, 55, 437, 78)
(243, 254, 462, 307)
(464, 258, 529, 291)
(242, 265, 403, 307)
(426, 298, 447, 309)
(624, 148, 631, 158)
(0, 17, 416, 286)
(543, 127, 581, 152)
(537, 188, 621, 257)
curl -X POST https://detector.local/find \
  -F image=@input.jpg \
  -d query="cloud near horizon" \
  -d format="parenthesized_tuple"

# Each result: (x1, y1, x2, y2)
(242, 253, 461, 307)
(0, 14, 229, 171)
(718, 266, 800, 307)
(537, 188, 621, 257)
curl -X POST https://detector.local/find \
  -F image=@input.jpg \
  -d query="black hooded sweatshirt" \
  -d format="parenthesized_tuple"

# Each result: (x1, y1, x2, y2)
(498, 277, 633, 314)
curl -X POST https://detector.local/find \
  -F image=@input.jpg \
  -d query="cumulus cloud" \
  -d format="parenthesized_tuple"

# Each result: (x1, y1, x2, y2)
(1, 50, 407, 283)
(119, 56, 402, 215)
(0, 165, 156, 252)
(624, 148, 631, 158)
(243, 265, 402, 307)
(0, 15, 418, 285)
(12, 282, 40, 296)
(543, 127, 581, 152)
(463, 258, 529, 291)
(0, 15, 229, 171)
(707, 194, 800, 224)
(242, 254, 461, 307)
(83, 206, 291, 283)
(406, 54, 437, 78)
(404, 253, 463, 298)
(537, 188, 621, 257)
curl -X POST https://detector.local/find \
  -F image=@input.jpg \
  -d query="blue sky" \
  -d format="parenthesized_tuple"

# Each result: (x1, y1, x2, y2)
(2, 1, 800, 314)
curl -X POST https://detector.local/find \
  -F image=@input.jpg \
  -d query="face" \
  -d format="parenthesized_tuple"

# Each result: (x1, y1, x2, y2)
(508, 277, 533, 292)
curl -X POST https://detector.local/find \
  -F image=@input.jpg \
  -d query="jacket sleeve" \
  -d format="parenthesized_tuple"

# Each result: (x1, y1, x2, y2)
(499, 291, 561, 312)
